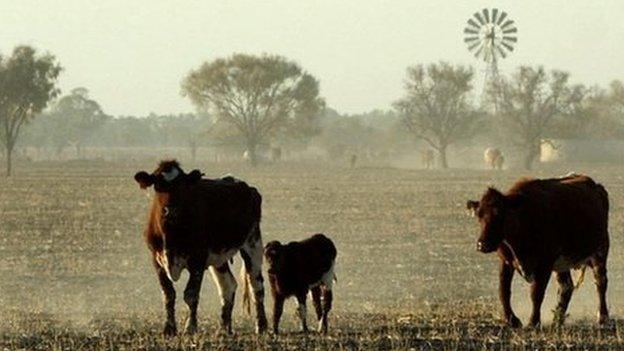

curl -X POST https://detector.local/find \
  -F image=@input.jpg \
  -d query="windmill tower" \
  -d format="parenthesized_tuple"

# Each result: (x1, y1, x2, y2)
(463, 9, 518, 108)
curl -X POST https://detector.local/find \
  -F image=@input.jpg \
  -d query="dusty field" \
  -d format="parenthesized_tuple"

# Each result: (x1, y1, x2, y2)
(1, 159, 624, 350)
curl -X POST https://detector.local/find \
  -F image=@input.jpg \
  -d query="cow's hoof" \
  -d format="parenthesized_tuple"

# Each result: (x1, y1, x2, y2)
(163, 323, 177, 337)
(598, 314, 609, 325)
(505, 315, 522, 329)
(256, 319, 268, 334)
(184, 321, 197, 335)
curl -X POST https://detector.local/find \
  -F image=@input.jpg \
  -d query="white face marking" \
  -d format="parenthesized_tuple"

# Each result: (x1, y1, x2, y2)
(162, 167, 180, 182)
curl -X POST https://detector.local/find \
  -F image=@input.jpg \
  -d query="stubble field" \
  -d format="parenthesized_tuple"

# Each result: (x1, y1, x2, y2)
(1, 159, 624, 350)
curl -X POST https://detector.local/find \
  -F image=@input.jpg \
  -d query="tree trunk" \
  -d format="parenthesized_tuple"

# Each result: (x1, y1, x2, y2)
(438, 145, 448, 169)
(247, 140, 258, 166)
(5, 145, 13, 177)
(523, 140, 541, 170)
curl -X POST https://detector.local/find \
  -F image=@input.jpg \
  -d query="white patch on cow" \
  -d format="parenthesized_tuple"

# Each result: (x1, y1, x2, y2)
(162, 167, 180, 182)
(309, 262, 335, 290)
(209, 266, 237, 305)
(206, 249, 238, 267)
(159, 249, 186, 282)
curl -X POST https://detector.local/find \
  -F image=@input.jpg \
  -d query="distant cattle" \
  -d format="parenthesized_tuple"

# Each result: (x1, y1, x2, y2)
(264, 234, 337, 334)
(349, 154, 357, 168)
(134, 160, 268, 335)
(467, 174, 610, 327)
(484, 148, 504, 170)
(270, 147, 282, 162)
(421, 149, 435, 169)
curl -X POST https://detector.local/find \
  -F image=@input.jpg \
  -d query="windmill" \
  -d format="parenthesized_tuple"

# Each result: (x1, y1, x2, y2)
(463, 8, 517, 106)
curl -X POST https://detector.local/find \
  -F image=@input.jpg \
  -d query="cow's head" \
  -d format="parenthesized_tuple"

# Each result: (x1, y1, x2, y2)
(467, 187, 523, 253)
(134, 160, 203, 193)
(264, 241, 285, 275)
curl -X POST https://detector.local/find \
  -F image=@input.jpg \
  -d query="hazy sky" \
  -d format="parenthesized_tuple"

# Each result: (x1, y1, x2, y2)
(2, 1, 623, 116)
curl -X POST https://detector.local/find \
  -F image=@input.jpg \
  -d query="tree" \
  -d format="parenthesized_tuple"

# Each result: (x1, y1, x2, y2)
(46, 87, 109, 157)
(181, 53, 325, 165)
(394, 62, 480, 168)
(489, 66, 581, 169)
(0, 46, 62, 176)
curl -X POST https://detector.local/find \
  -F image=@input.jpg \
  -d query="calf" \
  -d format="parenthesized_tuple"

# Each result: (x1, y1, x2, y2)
(264, 234, 337, 334)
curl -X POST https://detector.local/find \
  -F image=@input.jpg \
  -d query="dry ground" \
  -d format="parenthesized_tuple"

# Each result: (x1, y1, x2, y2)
(1, 159, 624, 350)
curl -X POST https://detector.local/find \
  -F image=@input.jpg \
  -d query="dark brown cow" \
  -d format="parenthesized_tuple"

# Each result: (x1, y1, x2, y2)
(264, 233, 337, 334)
(467, 174, 609, 328)
(134, 160, 268, 336)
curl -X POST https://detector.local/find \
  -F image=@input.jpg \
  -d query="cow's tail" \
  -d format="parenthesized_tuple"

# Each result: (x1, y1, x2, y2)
(241, 264, 252, 315)
(573, 266, 587, 290)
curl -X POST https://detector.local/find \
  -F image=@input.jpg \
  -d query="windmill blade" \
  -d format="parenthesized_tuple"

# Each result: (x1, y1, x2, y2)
(497, 11, 507, 25)
(474, 43, 486, 59)
(483, 8, 490, 23)
(501, 20, 515, 29)
(467, 40, 482, 51)
(491, 9, 499, 24)
(501, 42, 515, 52)
(467, 18, 480, 30)
(464, 27, 479, 35)
(503, 27, 518, 34)
(495, 44, 507, 59)
(474, 11, 485, 25)
(464, 36, 480, 43)
(502, 36, 517, 43)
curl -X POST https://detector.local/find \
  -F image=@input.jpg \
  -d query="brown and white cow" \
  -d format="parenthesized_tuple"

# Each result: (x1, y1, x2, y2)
(264, 233, 337, 334)
(467, 174, 609, 328)
(134, 160, 268, 336)
(484, 148, 504, 170)
(421, 149, 434, 170)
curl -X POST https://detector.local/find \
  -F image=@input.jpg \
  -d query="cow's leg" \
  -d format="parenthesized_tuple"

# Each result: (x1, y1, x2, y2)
(240, 232, 269, 333)
(272, 294, 285, 335)
(209, 263, 237, 334)
(311, 286, 323, 321)
(499, 261, 521, 328)
(183, 268, 204, 334)
(591, 254, 609, 324)
(156, 264, 177, 336)
(528, 269, 551, 328)
(319, 287, 333, 334)
(296, 291, 309, 333)
(553, 270, 573, 326)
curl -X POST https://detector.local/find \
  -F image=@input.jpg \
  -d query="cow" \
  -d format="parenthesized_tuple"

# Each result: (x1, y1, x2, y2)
(134, 160, 268, 336)
(264, 234, 337, 335)
(270, 147, 282, 162)
(466, 174, 609, 328)
(484, 148, 504, 170)
(421, 149, 435, 169)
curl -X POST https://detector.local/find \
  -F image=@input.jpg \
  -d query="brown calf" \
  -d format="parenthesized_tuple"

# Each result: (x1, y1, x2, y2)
(467, 174, 609, 327)
(264, 233, 337, 334)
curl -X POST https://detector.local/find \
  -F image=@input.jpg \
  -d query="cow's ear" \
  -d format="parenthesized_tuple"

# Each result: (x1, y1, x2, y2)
(505, 194, 525, 209)
(466, 200, 479, 216)
(134, 171, 155, 189)
(187, 169, 204, 183)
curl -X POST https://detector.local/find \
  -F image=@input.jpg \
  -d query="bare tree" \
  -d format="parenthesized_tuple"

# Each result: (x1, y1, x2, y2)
(394, 62, 480, 168)
(0, 46, 62, 176)
(489, 66, 581, 169)
(181, 54, 324, 165)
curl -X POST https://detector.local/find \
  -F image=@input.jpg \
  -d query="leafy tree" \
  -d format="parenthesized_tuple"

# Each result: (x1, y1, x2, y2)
(394, 62, 480, 168)
(46, 87, 109, 157)
(0, 46, 62, 175)
(181, 53, 325, 165)
(489, 66, 582, 169)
